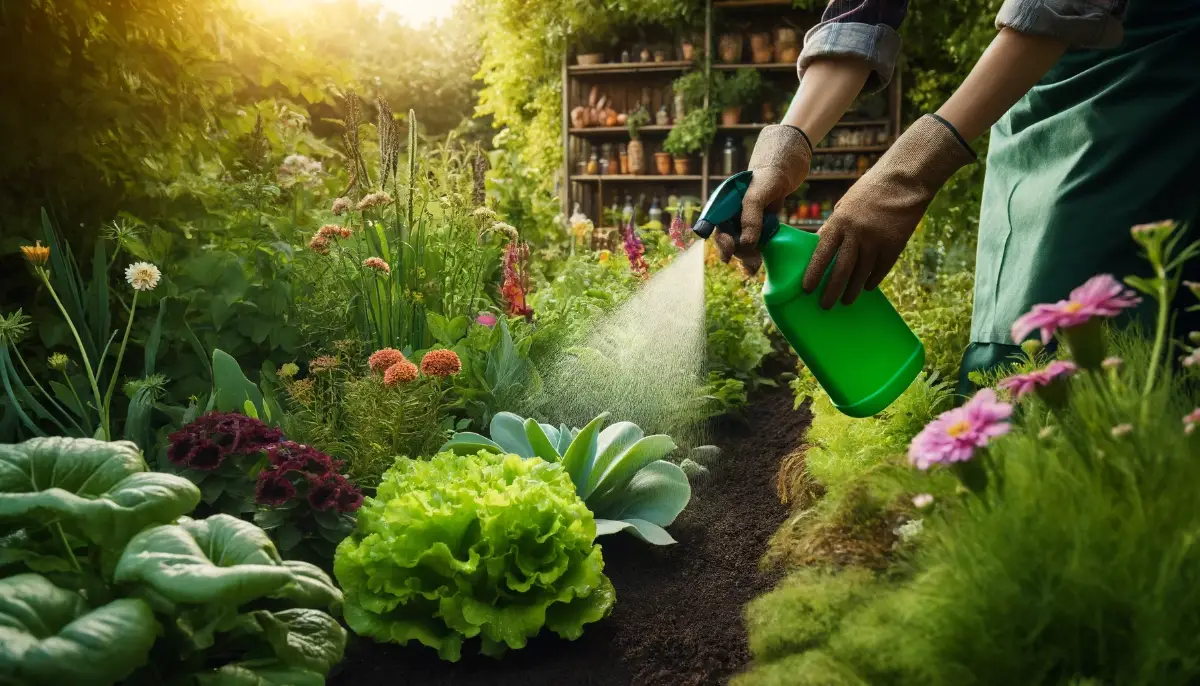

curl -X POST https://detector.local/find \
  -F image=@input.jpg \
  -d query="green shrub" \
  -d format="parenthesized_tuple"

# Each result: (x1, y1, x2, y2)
(0, 437, 346, 685)
(333, 449, 615, 662)
(706, 258, 774, 387)
(443, 411, 691, 545)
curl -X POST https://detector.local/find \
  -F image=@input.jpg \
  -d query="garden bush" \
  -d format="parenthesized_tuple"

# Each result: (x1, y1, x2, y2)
(0, 437, 346, 685)
(333, 449, 615, 662)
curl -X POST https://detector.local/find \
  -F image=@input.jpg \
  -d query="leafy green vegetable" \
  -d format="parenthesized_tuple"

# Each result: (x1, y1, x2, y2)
(334, 449, 614, 662)
(0, 574, 158, 686)
(442, 411, 690, 545)
(0, 437, 200, 549)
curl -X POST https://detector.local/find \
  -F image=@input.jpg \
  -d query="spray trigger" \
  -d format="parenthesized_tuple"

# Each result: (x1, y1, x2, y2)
(690, 170, 781, 246)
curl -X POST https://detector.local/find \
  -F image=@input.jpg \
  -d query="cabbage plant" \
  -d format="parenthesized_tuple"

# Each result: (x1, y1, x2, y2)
(334, 449, 614, 662)
(0, 437, 346, 685)
(442, 412, 691, 545)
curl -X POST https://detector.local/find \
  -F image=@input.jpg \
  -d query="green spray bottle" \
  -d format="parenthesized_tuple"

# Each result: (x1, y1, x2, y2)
(693, 170, 924, 418)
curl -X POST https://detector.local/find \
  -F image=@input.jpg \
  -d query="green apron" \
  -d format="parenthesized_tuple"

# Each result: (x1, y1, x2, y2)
(961, 0, 1200, 392)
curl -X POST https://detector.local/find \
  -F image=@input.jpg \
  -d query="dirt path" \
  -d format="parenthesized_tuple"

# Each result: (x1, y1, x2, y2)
(329, 384, 810, 686)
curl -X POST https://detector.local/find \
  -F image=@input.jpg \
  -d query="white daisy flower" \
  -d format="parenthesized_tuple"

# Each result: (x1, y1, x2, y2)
(125, 262, 161, 292)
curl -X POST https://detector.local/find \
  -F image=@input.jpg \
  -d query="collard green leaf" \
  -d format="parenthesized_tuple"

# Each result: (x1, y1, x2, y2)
(582, 421, 645, 498)
(587, 435, 677, 506)
(114, 514, 295, 607)
(488, 412, 534, 457)
(0, 437, 200, 549)
(596, 460, 691, 528)
(523, 419, 562, 462)
(249, 609, 347, 675)
(440, 432, 503, 456)
(559, 413, 607, 494)
(0, 574, 157, 686)
(273, 560, 343, 611)
(193, 662, 325, 686)
(594, 518, 677, 545)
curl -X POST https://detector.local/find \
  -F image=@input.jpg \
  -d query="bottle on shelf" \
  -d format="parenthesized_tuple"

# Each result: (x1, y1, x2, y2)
(722, 137, 738, 176)
(656, 104, 670, 126)
(622, 194, 635, 223)
(586, 150, 600, 176)
(649, 196, 663, 226)
(599, 144, 611, 175)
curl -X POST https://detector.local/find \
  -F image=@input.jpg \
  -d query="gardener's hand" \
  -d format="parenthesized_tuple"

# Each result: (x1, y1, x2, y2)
(717, 125, 812, 275)
(803, 115, 975, 309)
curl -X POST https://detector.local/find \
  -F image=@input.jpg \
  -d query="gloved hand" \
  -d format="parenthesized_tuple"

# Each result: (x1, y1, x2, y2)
(717, 124, 812, 275)
(803, 114, 976, 309)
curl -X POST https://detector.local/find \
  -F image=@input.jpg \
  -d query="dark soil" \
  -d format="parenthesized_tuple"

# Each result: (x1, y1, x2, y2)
(329, 383, 811, 686)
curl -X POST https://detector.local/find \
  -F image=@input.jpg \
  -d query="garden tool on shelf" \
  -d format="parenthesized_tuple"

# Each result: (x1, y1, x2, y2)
(692, 170, 924, 418)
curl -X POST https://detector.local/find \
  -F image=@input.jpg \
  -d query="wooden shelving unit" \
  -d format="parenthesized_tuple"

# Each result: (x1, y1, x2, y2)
(561, 1, 904, 230)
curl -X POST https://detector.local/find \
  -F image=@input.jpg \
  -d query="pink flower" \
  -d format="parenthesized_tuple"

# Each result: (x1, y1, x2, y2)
(476, 312, 498, 327)
(363, 257, 391, 275)
(997, 360, 1079, 400)
(1102, 356, 1123, 369)
(908, 389, 1013, 470)
(1184, 408, 1200, 435)
(623, 218, 648, 278)
(368, 348, 406, 374)
(1011, 274, 1141, 345)
(308, 234, 332, 255)
(1183, 349, 1200, 368)
(669, 213, 688, 250)
(383, 360, 419, 386)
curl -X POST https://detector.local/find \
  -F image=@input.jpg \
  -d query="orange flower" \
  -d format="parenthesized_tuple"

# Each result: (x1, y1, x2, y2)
(420, 349, 462, 378)
(309, 234, 332, 255)
(368, 348, 406, 374)
(383, 360, 419, 386)
(21, 241, 50, 266)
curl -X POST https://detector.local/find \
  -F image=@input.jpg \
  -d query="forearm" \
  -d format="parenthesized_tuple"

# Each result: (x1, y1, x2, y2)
(935, 28, 1067, 142)
(781, 58, 872, 145)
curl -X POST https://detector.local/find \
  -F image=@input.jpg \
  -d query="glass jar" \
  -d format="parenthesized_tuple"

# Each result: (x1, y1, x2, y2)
(586, 151, 599, 176)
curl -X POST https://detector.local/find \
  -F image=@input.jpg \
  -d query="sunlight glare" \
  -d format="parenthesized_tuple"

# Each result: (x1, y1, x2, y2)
(245, 0, 458, 25)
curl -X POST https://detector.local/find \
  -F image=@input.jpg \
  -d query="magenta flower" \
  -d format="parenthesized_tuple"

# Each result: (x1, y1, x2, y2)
(476, 312, 498, 327)
(1011, 274, 1142, 345)
(908, 389, 1013, 470)
(997, 360, 1079, 400)
(307, 476, 341, 511)
(255, 470, 297, 506)
(623, 218, 648, 278)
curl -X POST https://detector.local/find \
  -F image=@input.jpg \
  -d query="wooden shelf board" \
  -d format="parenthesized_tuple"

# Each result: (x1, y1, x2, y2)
(571, 175, 704, 182)
(711, 62, 796, 71)
(714, 0, 795, 7)
(568, 60, 694, 75)
(569, 125, 674, 135)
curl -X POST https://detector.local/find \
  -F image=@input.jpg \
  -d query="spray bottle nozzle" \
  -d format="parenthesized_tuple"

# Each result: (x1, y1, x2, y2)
(690, 170, 781, 246)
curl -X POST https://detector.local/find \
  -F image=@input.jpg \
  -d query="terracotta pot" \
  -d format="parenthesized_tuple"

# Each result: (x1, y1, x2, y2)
(673, 157, 691, 175)
(718, 34, 743, 64)
(628, 139, 646, 175)
(752, 47, 774, 64)
(576, 53, 603, 66)
(654, 152, 672, 176)
(761, 102, 776, 122)
(721, 107, 742, 126)
(749, 32, 771, 51)
(777, 46, 800, 63)
(681, 42, 695, 61)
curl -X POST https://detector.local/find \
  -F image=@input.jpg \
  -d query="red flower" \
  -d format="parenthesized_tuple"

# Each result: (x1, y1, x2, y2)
(501, 241, 534, 321)
(335, 483, 364, 513)
(187, 440, 225, 471)
(384, 360, 419, 386)
(369, 348, 406, 374)
(255, 469, 297, 506)
(420, 349, 462, 378)
(307, 476, 341, 511)
(268, 441, 341, 476)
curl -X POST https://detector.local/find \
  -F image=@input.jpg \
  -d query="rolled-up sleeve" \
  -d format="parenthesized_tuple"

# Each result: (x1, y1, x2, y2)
(996, 0, 1127, 48)
(799, 0, 909, 93)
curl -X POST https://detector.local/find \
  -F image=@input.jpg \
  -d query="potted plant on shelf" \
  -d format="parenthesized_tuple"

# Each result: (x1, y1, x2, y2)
(718, 33, 743, 64)
(713, 68, 762, 126)
(663, 109, 717, 175)
(749, 32, 773, 64)
(680, 35, 697, 61)
(626, 106, 651, 175)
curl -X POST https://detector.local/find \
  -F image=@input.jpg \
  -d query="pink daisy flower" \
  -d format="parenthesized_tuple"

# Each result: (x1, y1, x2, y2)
(1011, 274, 1141, 345)
(908, 389, 1013, 470)
(997, 360, 1079, 400)
(476, 312, 498, 327)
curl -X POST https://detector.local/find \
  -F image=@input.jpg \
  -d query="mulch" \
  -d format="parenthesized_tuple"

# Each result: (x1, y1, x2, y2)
(328, 381, 812, 686)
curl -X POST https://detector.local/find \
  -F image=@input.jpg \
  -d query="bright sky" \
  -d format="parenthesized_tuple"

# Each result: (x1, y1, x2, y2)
(375, 0, 458, 25)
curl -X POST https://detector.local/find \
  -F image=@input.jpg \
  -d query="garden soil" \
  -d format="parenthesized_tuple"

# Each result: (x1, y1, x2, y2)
(329, 377, 811, 686)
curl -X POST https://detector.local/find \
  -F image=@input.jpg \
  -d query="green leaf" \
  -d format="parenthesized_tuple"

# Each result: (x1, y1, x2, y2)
(488, 412, 534, 458)
(211, 349, 265, 418)
(587, 435, 677, 507)
(523, 419, 562, 462)
(582, 421, 645, 498)
(123, 385, 156, 452)
(559, 413, 608, 494)
(0, 437, 200, 549)
(0, 574, 157, 686)
(144, 298, 168, 377)
(250, 609, 347, 675)
(594, 518, 677, 545)
(426, 312, 470, 346)
(440, 432, 503, 456)
(599, 460, 691, 528)
(114, 514, 296, 607)
(194, 662, 325, 686)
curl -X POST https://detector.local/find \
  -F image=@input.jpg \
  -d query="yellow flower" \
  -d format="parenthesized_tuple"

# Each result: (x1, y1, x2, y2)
(279, 362, 300, 378)
(598, 250, 610, 263)
(48, 353, 69, 371)
(21, 241, 50, 266)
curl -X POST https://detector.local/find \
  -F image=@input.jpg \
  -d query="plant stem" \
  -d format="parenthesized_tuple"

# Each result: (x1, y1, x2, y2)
(1141, 265, 1170, 418)
(39, 268, 107, 439)
(11, 345, 82, 435)
(52, 522, 82, 573)
(102, 291, 139, 437)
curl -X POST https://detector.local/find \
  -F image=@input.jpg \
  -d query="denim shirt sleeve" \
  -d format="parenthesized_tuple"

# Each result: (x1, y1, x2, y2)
(798, 0, 910, 93)
(995, 0, 1127, 48)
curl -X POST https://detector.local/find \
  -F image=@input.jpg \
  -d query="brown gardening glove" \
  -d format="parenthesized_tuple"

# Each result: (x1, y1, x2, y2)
(717, 124, 812, 275)
(803, 114, 976, 309)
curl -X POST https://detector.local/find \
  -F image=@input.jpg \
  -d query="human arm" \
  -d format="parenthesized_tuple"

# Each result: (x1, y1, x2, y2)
(805, 0, 1128, 309)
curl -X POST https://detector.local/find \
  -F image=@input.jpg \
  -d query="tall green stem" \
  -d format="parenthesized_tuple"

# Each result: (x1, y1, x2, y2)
(1141, 266, 1170, 417)
(39, 269, 106, 439)
(102, 291, 139, 436)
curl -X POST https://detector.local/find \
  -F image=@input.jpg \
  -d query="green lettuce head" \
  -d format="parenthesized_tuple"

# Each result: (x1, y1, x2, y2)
(333, 449, 615, 662)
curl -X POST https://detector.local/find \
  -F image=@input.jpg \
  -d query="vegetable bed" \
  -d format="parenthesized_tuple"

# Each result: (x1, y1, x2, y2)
(328, 385, 810, 686)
